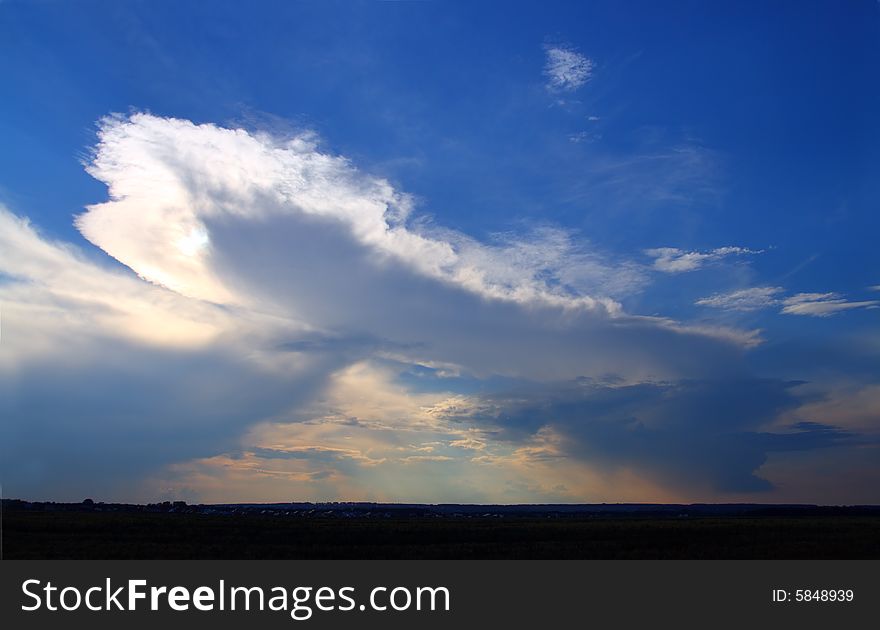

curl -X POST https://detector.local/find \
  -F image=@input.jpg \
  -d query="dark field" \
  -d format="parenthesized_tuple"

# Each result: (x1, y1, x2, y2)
(5, 510, 880, 559)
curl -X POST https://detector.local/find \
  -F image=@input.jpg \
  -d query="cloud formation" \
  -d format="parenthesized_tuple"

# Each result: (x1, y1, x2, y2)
(0, 207, 343, 499)
(80, 114, 622, 312)
(543, 44, 593, 91)
(780, 293, 880, 317)
(646, 246, 760, 273)
(73, 114, 758, 380)
(428, 378, 854, 493)
(2, 113, 876, 503)
(697, 286, 879, 317)
(695, 287, 784, 311)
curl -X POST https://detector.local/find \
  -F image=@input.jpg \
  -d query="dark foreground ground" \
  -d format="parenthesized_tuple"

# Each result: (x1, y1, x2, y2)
(4, 502, 880, 559)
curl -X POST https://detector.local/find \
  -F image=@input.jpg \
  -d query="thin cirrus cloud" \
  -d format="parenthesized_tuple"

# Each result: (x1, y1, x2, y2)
(780, 293, 880, 317)
(695, 287, 784, 311)
(645, 246, 761, 273)
(696, 286, 879, 317)
(1, 112, 875, 503)
(543, 44, 593, 91)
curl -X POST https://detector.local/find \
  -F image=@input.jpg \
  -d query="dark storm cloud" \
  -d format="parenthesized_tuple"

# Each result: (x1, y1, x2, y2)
(0, 339, 344, 500)
(462, 378, 858, 493)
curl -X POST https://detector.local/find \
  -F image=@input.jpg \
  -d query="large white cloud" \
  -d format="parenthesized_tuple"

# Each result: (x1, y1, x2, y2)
(80, 113, 616, 311)
(73, 113, 756, 382)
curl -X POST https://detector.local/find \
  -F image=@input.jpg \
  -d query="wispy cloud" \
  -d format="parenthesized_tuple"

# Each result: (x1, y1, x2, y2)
(780, 293, 880, 317)
(645, 246, 760, 273)
(562, 142, 722, 214)
(543, 44, 593, 92)
(697, 287, 879, 317)
(695, 287, 784, 311)
(568, 130, 599, 144)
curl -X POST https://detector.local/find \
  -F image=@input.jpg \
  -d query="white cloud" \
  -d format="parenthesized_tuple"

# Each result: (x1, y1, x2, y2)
(646, 246, 760, 273)
(79, 113, 624, 313)
(543, 44, 593, 92)
(780, 293, 880, 317)
(0, 208, 230, 358)
(696, 286, 879, 317)
(695, 287, 784, 311)
(73, 114, 758, 380)
(2, 115, 757, 387)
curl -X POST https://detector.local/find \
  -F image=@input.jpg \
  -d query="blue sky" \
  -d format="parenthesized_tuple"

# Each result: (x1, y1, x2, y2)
(1, 0, 878, 503)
